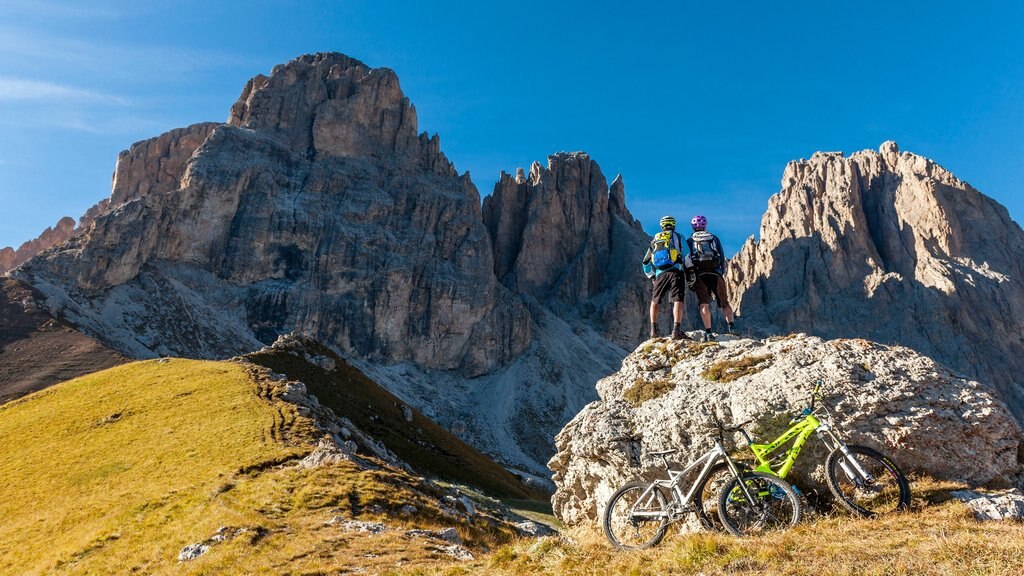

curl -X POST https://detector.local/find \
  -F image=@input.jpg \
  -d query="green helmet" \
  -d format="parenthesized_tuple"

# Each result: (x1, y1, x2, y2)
(660, 215, 676, 229)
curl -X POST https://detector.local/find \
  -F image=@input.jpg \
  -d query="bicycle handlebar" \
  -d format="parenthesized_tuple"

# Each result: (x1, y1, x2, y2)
(809, 378, 825, 411)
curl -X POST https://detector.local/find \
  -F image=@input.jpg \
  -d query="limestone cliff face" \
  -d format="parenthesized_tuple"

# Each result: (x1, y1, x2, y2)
(483, 155, 651, 347)
(109, 122, 222, 208)
(728, 142, 1024, 416)
(16, 53, 530, 376)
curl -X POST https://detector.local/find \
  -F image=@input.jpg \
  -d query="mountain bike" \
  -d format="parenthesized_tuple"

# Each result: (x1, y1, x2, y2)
(603, 415, 802, 548)
(733, 380, 912, 516)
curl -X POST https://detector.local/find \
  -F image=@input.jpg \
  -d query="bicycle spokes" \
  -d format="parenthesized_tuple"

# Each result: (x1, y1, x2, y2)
(718, 472, 801, 536)
(604, 483, 669, 549)
(827, 446, 910, 516)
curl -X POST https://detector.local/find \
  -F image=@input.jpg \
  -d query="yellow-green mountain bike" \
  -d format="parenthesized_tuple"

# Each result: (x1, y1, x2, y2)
(734, 380, 912, 516)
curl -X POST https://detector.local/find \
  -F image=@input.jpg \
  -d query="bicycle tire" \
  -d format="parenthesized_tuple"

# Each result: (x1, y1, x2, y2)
(717, 471, 802, 537)
(825, 444, 911, 516)
(603, 481, 670, 549)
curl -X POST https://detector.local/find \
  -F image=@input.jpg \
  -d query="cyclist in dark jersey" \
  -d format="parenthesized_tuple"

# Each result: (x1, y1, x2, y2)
(686, 215, 735, 341)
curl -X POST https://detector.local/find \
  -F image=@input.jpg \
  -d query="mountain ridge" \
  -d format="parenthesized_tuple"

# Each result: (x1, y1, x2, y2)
(7, 52, 651, 476)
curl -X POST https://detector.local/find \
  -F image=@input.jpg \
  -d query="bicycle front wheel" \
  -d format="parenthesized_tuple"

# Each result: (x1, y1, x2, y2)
(825, 444, 911, 516)
(717, 472, 802, 537)
(603, 481, 670, 549)
(693, 461, 752, 531)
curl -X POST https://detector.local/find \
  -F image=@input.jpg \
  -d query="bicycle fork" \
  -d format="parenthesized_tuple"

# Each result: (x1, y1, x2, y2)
(719, 445, 762, 507)
(816, 424, 875, 485)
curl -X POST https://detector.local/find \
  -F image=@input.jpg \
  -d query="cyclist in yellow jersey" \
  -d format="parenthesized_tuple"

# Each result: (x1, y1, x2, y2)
(641, 215, 687, 340)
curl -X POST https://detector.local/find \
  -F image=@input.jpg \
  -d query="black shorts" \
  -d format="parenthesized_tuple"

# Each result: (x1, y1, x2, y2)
(692, 273, 730, 308)
(652, 270, 685, 303)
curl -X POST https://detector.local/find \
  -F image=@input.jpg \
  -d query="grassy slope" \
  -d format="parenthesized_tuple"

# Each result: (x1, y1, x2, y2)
(0, 359, 521, 575)
(246, 344, 547, 500)
(405, 479, 1024, 576)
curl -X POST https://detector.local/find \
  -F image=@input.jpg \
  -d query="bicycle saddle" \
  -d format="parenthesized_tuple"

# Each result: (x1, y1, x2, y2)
(647, 449, 678, 457)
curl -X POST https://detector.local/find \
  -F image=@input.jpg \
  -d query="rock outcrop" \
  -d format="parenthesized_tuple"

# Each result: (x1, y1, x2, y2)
(728, 142, 1024, 418)
(483, 156, 652, 347)
(549, 334, 1024, 526)
(951, 489, 1024, 521)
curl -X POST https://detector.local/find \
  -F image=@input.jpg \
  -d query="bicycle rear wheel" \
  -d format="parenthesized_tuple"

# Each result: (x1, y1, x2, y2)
(603, 481, 670, 549)
(825, 444, 911, 516)
(717, 472, 802, 537)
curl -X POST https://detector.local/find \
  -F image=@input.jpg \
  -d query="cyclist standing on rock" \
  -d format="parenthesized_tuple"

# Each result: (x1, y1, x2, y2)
(686, 215, 735, 342)
(642, 215, 687, 340)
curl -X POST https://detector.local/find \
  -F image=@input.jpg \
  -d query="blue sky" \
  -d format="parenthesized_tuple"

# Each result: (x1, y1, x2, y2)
(1, 0, 1021, 255)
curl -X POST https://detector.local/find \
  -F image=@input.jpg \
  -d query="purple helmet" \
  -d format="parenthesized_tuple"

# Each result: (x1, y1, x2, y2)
(691, 215, 707, 230)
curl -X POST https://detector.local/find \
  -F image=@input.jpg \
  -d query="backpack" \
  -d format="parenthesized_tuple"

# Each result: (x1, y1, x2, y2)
(690, 231, 721, 272)
(650, 231, 681, 271)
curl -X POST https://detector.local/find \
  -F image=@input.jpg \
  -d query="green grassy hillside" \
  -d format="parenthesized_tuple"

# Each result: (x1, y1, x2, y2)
(0, 359, 525, 575)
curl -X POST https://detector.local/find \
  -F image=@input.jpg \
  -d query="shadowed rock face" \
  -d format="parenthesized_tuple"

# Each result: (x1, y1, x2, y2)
(728, 142, 1024, 418)
(483, 155, 652, 347)
(14, 53, 531, 376)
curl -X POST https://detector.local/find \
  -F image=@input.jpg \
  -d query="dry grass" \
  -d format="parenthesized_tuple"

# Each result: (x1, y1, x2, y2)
(702, 354, 773, 383)
(623, 377, 675, 406)
(0, 359, 523, 575)
(404, 479, 1024, 576)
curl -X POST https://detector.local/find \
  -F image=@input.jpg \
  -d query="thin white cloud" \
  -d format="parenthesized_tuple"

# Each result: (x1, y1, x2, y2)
(0, 0, 133, 20)
(0, 27, 255, 83)
(0, 76, 130, 104)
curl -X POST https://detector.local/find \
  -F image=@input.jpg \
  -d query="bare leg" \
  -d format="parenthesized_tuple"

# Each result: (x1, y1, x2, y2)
(672, 301, 684, 325)
(650, 300, 660, 327)
(699, 303, 712, 330)
(723, 305, 735, 324)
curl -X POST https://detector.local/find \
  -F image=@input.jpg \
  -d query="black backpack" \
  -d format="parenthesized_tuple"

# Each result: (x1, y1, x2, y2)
(690, 231, 721, 272)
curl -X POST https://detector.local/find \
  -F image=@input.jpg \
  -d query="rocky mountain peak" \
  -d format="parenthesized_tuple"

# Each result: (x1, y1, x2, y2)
(227, 52, 454, 175)
(729, 142, 1024, 417)
(482, 152, 650, 346)
(15, 52, 526, 377)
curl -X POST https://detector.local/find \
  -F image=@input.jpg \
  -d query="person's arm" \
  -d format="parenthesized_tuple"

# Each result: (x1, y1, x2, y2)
(715, 236, 726, 275)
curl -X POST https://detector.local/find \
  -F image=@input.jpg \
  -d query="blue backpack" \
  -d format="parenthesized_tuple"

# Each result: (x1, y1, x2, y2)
(650, 231, 681, 271)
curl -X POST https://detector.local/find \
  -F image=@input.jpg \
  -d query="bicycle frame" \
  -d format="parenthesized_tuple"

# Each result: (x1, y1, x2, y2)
(747, 409, 874, 484)
(629, 441, 749, 521)
(748, 415, 821, 478)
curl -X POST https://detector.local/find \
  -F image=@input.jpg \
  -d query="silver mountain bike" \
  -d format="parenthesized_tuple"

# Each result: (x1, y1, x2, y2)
(604, 416, 803, 548)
